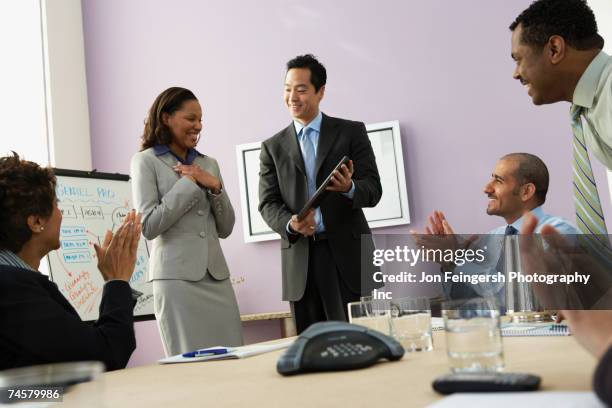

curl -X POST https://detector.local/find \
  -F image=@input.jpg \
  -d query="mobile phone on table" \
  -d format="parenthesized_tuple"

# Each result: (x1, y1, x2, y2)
(432, 372, 541, 394)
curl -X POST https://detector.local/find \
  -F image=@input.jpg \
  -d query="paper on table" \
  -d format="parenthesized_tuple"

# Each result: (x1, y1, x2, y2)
(432, 317, 444, 331)
(427, 392, 604, 408)
(158, 340, 294, 364)
(431, 318, 570, 336)
(501, 323, 570, 337)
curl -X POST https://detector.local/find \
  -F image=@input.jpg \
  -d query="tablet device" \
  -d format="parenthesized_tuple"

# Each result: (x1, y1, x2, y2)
(297, 156, 350, 221)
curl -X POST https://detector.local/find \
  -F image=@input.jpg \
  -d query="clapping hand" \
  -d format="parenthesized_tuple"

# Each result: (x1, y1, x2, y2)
(555, 310, 612, 359)
(519, 212, 612, 310)
(93, 210, 142, 282)
(410, 211, 462, 252)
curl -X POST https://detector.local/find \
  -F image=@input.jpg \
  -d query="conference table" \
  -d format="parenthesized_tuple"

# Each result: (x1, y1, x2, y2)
(62, 331, 596, 407)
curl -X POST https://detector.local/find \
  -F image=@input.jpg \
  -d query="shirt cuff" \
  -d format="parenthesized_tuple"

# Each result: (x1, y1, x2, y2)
(105, 280, 143, 300)
(342, 181, 356, 199)
(286, 219, 298, 235)
(207, 186, 224, 197)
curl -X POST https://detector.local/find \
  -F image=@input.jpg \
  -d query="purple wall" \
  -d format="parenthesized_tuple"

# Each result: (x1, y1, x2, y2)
(81, 0, 612, 366)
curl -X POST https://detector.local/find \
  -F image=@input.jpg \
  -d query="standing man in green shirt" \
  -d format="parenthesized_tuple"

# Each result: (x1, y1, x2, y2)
(510, 0, 611, 236)
(509, 1, 612, 405)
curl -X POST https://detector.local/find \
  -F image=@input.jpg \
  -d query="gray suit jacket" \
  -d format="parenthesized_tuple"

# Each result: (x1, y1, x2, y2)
(130, 148, 235, 282)
(259, 114, 382, 301)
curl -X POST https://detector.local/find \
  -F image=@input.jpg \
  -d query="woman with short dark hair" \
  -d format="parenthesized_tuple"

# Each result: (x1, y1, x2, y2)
(0, 153, 141, 370)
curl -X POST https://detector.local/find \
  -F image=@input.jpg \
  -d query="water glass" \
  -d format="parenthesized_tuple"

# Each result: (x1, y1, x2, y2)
(390, 297, 433, 352)
(442, 297, 504, 373)
(347, 299, 392, 335)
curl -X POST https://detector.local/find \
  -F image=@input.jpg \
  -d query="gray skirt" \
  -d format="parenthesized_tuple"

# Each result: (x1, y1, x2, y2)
(153, 273, 244, 356)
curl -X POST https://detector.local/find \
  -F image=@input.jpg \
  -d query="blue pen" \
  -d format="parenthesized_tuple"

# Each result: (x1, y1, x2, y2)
(182, 347, 231, 358)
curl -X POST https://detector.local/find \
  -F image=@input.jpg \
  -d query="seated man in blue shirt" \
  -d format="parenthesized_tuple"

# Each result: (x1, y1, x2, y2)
(414, 152, 578, 303)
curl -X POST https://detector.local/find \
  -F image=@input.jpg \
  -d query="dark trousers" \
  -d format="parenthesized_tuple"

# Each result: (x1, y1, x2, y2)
(290, 238, 360, 334)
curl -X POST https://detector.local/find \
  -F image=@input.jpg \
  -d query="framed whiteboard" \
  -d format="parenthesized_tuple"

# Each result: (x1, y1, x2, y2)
(236, 120, 410, 243)
(47, 169, 154, 321)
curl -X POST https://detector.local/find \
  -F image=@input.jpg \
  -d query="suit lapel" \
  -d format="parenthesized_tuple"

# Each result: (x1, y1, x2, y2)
(156, 152, 179, 171)
(315, 113, 338, 177)
(193, 154, 211, 172)
(155, 153, 182, 182)
(282, 123, 306, 175)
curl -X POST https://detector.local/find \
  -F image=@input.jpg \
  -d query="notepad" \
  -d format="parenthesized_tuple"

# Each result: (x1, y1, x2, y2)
(431, 319, 570, 336)
(501, 323, 570, 337)
(158, 340, 293, 364)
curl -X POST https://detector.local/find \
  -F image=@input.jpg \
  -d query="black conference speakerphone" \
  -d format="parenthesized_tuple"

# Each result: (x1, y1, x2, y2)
(277, 321, 405, 375)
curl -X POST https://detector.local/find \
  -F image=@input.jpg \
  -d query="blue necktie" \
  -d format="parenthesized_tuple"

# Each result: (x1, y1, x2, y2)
(299, 127, 317, 200)
(494, 225, 518, 311)
(496, 225, 518, 273)
(299, 127, 324, 231)
(504, 225, 518, 236)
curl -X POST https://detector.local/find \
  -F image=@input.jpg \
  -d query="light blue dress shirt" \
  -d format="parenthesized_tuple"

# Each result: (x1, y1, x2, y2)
(488, 205, 580, 236)
(444, 206, 580, 303)
(287, 111, 355, 234)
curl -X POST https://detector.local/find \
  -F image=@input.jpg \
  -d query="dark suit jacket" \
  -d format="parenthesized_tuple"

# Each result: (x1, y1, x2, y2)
(259, 113, 382, 301)
(0, 265, 136, 371)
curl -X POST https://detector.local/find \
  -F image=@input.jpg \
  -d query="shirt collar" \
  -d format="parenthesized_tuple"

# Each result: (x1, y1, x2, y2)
(0, 249, 37, 272)
(293, 111, 323, 137)
(153, 144, 202, 165)
(509, 205, 545, 231)
(573, 51, 611, 109)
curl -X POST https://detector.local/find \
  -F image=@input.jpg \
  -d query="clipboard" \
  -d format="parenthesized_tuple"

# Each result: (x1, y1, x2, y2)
(297, 155, 350, 221)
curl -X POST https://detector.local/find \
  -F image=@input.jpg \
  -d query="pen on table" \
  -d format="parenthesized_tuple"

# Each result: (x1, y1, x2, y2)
(182, 347, 232, 358)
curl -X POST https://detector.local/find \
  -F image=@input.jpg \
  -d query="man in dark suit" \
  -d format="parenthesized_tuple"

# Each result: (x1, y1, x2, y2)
(259, 54, 382, 333)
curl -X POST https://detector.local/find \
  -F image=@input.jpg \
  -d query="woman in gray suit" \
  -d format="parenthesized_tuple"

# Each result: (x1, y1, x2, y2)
(130, 87, 243, 356)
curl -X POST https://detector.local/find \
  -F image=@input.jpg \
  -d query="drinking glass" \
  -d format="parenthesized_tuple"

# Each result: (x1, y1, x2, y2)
(390, 296, 433, 352)
(347, 299, 391, 335)
(442, 297, 504, 373)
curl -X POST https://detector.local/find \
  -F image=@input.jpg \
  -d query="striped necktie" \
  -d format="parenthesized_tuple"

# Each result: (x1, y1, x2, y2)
(571, 104, 608, 235)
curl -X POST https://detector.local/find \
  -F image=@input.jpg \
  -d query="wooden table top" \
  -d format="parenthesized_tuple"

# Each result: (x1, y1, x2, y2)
(61, 331, 596, 407)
